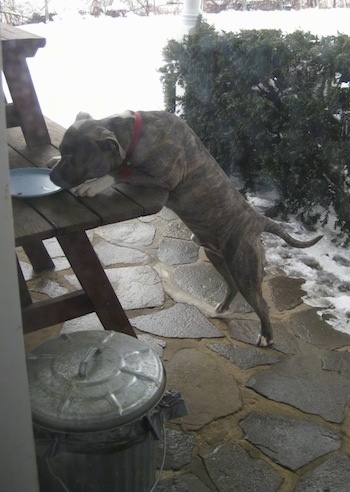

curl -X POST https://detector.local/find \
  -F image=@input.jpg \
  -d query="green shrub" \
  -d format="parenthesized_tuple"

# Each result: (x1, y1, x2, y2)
(160, 20, 350, 237)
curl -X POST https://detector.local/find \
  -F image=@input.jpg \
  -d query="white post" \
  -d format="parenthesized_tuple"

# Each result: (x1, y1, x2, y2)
(0, 43, 39, 492)
(181, 0, 202, 33)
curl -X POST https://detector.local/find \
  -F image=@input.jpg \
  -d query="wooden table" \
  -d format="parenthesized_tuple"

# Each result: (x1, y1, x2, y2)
(3, 23, 168, 337)
(8, 122, 168, 337)
(1, 22, 51, 146)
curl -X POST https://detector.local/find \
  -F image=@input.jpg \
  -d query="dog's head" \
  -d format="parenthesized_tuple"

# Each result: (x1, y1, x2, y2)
(50, 113, 120, 189)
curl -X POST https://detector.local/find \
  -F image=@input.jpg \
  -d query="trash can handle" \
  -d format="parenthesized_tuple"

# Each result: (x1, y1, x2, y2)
(78, 347, 101, 379)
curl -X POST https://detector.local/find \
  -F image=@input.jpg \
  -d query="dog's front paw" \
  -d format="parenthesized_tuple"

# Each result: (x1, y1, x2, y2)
(74, 182, 98, 198)
(74, 175, 116, 197)
(257, 334, 274, 347)
(215, 299, 232, 313)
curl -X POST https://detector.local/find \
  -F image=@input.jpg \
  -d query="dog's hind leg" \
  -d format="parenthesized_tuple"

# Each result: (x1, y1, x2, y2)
(244, 293, 273, 347)
(204, 249, 239, 313)
(227, 240, 273, 347)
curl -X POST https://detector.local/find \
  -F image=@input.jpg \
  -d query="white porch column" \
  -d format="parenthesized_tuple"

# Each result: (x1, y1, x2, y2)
(0, 42, 39, 492)
(181, 0, 202, 32)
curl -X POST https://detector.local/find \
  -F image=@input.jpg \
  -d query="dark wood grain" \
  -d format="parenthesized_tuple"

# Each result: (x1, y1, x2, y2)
(1, 22, 50, 146)
(22, 291, 94, 334)
(12, 198, 55, 245)
(58, 231, 136, 337)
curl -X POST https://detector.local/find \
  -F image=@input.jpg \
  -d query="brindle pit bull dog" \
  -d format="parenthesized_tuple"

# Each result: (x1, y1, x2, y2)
(50, 110, 322, 346)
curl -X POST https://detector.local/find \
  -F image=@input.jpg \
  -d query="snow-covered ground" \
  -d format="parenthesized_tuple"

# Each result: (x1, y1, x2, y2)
(10, 8, 350, 334)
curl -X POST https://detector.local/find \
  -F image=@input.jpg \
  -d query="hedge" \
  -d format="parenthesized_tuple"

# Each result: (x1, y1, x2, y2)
(160, 20, 350, 238)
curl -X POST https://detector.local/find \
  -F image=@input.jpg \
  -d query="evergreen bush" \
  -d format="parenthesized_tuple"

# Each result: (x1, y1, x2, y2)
(160, 20, 350, 237)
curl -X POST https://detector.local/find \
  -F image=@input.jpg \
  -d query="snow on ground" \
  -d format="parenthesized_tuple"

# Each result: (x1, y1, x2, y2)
(14, 8, 350, 334)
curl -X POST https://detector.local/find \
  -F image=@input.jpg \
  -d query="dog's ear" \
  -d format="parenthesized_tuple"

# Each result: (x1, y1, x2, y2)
(96, 135, 119, 153)
(75, 112, 93, 121)
(95, 129, 125, 160)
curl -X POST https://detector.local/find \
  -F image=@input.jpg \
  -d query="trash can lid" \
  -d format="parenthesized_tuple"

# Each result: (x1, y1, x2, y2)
(27, 331, 166, 433)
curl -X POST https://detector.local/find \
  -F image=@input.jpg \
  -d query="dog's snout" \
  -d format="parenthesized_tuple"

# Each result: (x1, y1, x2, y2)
(49, 164, 72, 189)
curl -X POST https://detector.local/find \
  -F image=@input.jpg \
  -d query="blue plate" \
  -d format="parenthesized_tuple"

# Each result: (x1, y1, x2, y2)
(10, 168, 62, 198)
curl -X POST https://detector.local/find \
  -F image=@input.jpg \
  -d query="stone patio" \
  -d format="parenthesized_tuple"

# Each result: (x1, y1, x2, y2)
(22, 208, 350, 492)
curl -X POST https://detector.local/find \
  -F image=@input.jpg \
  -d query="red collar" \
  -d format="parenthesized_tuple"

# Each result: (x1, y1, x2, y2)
(120, 111, 142, 178)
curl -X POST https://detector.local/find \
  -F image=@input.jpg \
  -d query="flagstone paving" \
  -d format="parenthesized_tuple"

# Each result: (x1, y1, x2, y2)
(22, 208, 350, 492)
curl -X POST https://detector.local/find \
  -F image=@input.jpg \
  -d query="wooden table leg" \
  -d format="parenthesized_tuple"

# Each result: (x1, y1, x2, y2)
(23, 241, 55, 272)
(2, 55, 51, 147)
(57, 231, 136, 338)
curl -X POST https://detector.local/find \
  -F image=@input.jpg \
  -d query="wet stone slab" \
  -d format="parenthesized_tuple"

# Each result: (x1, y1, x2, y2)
(62, 313, 104, 333)
(322, 351, 350, 379)
(241, 413, 341, 470)
(157, 475, 211, 492)
(165, 348, 241, 430)
(163, 220, 192, 240)
(228, 319, 261, 346)
(43, 238, 71, 271)
(19, 260, 34, 281)
(157, 238, 199, 265)
(96, 221, 156, 246)
(137, 334, 166, 358)
(208, 343, 279, 369)
(228, 319, 298, 355)
(31, 278, 68, 298)
(290, 309, 350, 349)
(174, 263, 226, 307)
(246, 371, 349, 423)
(66, 265, 164, 311)
(268, 276, 305, 311)
(174, 263, 252, 312)
(106, 266, 165, 310)
(94, 241, 148, 266)
(157, 429, 196, 470)
(131, 303, 223, 338)
(295, 454, 350, 492)
(138, 213, 157, 223)
(203, 442, 282, 492)
(159, 207, 178, 220)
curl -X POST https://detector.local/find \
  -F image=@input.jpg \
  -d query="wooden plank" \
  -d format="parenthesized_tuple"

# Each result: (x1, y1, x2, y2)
(45, 117, 66, 147)
(7, 145, 33, 169)
(12, 198, 55, 245)
(22, 291, 94, 334)
(77, 187, 146, 225)
(9, 143, 58, 169)
(115, 184, 169, 216)
(7, 142, 55, 172)
(1, 23, 46, 56)
(57, 231, 136, 337)
(28, 190, 103, 236)
(7, 118, 66, 151)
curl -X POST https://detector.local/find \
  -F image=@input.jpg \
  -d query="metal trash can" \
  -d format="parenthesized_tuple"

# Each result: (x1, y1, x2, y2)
(26, 330, 168, 492)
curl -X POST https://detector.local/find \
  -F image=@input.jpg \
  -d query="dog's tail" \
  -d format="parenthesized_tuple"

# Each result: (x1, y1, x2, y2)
(264, 218, 323, 248)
